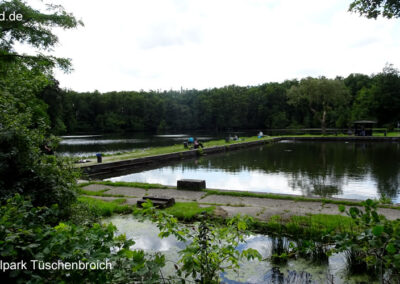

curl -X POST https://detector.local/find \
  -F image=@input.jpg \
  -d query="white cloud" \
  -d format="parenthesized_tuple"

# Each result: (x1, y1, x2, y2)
(28, 0, 400, 92)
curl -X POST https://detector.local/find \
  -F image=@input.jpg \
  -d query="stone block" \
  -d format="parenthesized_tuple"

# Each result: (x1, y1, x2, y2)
(177, 179, 206, 191)
(137, 196, 175, 208)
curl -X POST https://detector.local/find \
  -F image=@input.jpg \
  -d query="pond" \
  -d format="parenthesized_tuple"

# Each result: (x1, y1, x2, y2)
(103, 215, 373, 283)
(57, 130, 327, 157)
(58, 132, 230, 157)
(105, 141, 400, 202)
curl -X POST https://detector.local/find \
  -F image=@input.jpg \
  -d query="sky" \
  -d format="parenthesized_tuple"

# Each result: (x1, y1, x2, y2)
(27, 0, 400, 92)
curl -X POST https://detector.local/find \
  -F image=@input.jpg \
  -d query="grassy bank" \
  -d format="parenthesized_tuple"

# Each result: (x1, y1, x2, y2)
(78, 196, 133, 216)
(78, 195, 215, 222)
(164, 202, 215, 221)
(254, 213, 356, 240)
(76, 136, 273, 166)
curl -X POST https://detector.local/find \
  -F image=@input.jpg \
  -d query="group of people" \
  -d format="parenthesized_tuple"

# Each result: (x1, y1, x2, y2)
(186, 137, 203, 149)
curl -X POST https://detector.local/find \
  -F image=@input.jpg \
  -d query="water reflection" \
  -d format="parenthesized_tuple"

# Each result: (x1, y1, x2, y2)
(104, 215, 365, 284)
(57, 132, 216, 157)
(106, 141, 400, 202)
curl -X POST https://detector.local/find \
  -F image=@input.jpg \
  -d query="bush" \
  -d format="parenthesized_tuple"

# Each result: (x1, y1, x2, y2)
(0, 128, 79, 215)
(0, 194, 165, 283)
(334, 199, 400, 281)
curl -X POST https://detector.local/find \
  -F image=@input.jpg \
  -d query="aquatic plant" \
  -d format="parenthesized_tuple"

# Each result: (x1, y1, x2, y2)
(295, 239, 329, 264)
(136, 201, 262, 283)
(270, 236, 296, 264)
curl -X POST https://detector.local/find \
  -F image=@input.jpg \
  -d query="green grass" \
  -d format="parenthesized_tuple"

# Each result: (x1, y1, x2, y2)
(164, 202, 215, 221)
(372, 131, 400, 137)
(254, 213, 356, 240)
(75, 136, 272, 166)
(290, 213, 355, 234)
(78, 196, 132, 217)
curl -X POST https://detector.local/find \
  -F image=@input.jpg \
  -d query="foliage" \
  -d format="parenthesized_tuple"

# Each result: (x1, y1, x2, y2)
(334, 199, 400, 281)
(0, 0, 83, 72)
(0, 194, 165, 283)
(349, 0, 400, 19)
(135, 201, 262, 283)
(0, 0, 82, 214)
(35, 67, 400, 135)
(287, 77, 350, 134)
(0, 64, 79, 215)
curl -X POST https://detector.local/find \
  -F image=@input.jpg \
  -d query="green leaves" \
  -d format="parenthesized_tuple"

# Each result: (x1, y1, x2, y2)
(335, 198, 400, 281)
(0, 0, 83, 73)
(0, 195, 165, 283)
(287, 77, 350, 134)
(136, 204, 262, 283)
(349, 0, 400, 19)
(372, 225, 384, 236)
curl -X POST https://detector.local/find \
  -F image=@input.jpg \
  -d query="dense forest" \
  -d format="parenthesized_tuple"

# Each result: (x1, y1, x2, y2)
(41, 66, 400, 134)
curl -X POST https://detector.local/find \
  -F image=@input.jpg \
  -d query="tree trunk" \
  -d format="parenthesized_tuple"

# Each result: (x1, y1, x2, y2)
(321, 110, 327, 135)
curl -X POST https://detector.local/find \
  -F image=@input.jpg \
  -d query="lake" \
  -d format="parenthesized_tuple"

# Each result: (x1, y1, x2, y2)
(105, 141, 400, 202)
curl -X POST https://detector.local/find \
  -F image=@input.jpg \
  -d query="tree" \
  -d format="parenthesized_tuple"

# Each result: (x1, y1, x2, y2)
(0, 0, 83, 72)
(368, 64, 400, 127)
(287, 77, 350, 135)
(349, 0, 400, 19)
(0, 0, 82, 212)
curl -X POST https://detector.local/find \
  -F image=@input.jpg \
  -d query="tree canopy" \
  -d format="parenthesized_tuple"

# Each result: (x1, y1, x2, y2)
(0, 0, 83, 72)
(349, 0, 400, 19)
(287, 77, 349, 135)
(0, 0, 82, 212)
(40, 67, 399, 136)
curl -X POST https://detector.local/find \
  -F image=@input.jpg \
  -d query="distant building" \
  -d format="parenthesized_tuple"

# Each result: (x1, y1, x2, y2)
(353, 120, 376, 136)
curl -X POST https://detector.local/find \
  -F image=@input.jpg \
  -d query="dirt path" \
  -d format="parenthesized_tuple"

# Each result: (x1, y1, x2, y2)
(82, 184, 400, 221)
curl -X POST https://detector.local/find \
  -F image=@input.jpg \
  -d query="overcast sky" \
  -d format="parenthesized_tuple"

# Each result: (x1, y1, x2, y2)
(30, 0, 400, 92)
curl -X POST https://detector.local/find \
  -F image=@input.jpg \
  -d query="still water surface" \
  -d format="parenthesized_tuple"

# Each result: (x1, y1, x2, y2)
(58, 132, 218, 156)
(106, 141, 400, 202)
(104, 215, 371, 283)
(57, 130, 315, 156)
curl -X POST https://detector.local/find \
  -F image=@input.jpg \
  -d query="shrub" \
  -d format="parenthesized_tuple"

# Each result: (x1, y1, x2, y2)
(334, 199, 400, 281)
(0, 195, 165, 283)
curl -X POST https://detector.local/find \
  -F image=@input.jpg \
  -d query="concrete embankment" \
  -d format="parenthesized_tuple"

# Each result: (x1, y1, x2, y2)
(81, 136, 400, 178)
(81, 138, 279, 178)
(81, 183, 400, 221)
